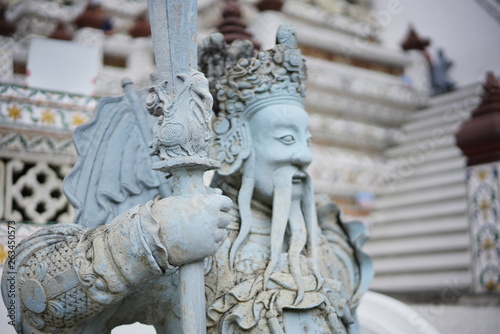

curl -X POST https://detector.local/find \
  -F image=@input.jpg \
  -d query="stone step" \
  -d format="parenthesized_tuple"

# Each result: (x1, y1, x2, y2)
(407, 95, 477, 129)
(411, 155, 465, 178)
(403, 105, 471, 137)
(427, 82, 481, 107)
(373, 198, 467, 224)
(370, 270, 471, 292)
(382, 166, 465, 197)
(376, 159, 466, 198)
(410, 83, 480, 122)
(384, 140, 462, 174)
(375, 183, 466, 210)
(365, 231, 469, 257)
(409, 101, 460, 123)
(372, 251, 471, 275)
(386, 146, 464, 182)
(369, 214, 469, 240)
(385, 133, 456, 158)
(400, 123, 464, 147)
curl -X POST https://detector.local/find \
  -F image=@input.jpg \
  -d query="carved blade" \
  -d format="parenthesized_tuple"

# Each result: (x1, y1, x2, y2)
(147, 0, 198, 93)
(146, 1, 210, 334)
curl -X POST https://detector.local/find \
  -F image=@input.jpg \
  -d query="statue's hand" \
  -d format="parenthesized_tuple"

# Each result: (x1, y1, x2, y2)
(150, 194, 232, 266)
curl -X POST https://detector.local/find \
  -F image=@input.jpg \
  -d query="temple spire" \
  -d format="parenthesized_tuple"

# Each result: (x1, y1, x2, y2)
(217, 0, 260, 49)
(456, 72, 500, 166)
(401, 25, 430, 51)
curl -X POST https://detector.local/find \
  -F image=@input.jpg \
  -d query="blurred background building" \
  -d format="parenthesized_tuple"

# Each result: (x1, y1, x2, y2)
(0, 0, 499, 333)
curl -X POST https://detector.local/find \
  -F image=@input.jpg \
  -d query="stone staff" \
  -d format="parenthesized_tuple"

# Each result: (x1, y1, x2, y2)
(145, 1, 220, 333)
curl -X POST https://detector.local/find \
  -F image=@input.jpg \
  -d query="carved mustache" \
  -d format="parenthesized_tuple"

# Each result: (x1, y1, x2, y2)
(292, 170, 308, 181)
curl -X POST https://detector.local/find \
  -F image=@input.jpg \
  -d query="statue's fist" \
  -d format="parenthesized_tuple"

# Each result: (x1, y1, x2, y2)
(149, 194, 232, 266)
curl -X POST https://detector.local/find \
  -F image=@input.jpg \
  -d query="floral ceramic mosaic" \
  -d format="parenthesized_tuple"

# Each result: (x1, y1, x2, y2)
(0, 84, 97, 269)
(466, 163, 500, 293)
(0, 83, 97, 131)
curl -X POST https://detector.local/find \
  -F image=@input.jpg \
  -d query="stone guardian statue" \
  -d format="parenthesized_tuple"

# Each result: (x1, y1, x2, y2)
(1, 23, 373, 334)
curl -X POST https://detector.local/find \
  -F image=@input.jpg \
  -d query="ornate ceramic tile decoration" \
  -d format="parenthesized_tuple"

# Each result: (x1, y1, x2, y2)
(466, 163, 500, 293)
(0, 84, 95, 270)
(0, 127, 76, 157)
(0, 84, 97, 132)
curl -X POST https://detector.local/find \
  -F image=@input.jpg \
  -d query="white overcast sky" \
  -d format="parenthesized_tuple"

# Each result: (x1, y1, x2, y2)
(373, 0, 500, 87)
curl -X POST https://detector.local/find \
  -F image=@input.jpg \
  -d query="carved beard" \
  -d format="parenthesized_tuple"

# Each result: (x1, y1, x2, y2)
(227, 154, 324, 303)
(262, 166, 323, 305)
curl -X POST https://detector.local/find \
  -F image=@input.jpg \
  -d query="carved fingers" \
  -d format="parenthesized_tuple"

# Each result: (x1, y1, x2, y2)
(205, 194, 232, 243)
(150, 194, 232, 267)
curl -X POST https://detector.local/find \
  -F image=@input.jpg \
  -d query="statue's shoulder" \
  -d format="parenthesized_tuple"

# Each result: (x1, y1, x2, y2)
(315, 194, 374, 299)
(315, 194, 369, 246)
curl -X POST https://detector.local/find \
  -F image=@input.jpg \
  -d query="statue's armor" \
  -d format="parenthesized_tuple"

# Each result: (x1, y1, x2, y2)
(204, 182, 370, 334)
(2, 24, 373, 334)
(2, 189, 370, 334)
(11, 225, 104, 333)
(2, 204, 172, 333)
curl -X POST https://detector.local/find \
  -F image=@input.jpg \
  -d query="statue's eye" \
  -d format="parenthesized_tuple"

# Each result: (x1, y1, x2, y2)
(279, 135, 295, 144)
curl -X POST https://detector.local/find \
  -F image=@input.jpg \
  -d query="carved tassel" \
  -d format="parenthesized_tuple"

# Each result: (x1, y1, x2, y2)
(267, 310, 285, 334)
(326, 307, 348, 334)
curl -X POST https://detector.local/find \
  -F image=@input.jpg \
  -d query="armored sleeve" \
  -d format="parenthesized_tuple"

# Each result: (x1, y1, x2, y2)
(1, 202, 171, 334)
(316, 195, 374, 307)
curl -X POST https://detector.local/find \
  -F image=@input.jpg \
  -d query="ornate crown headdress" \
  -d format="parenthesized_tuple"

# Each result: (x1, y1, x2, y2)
(205, 23, 307, 175)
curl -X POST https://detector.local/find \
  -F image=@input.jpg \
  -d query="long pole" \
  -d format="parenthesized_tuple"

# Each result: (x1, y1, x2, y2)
(146, 1, 218, 333)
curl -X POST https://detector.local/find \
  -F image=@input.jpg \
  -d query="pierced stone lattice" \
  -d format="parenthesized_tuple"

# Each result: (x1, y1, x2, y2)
(4, 159, 74, 224)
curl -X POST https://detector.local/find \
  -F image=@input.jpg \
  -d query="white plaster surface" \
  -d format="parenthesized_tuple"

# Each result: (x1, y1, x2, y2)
(27, 38, 101, 96)
(373, 0, 500, 87)
(112, 323, 156, 333)
(410, 304, 500, 334)
(358, 291, 441, 334)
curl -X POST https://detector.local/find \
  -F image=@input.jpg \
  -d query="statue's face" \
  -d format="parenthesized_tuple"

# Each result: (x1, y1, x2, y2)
(248, 104, 312, 205)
